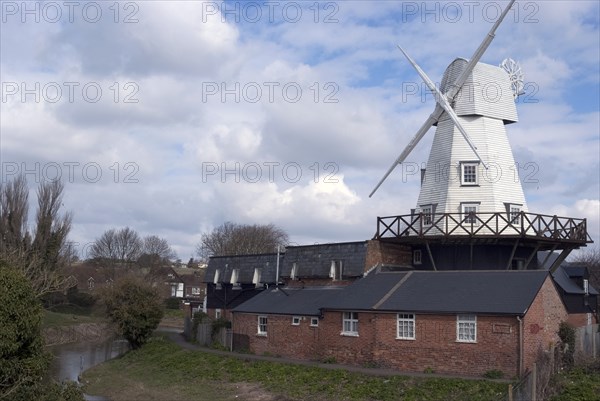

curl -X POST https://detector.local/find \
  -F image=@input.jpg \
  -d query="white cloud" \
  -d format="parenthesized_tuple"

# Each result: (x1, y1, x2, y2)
(1, 0, 598, 258)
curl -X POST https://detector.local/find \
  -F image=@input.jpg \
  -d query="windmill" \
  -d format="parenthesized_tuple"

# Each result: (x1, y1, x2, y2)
(370, 0, 529, 221)
(369, 0, 591, 272)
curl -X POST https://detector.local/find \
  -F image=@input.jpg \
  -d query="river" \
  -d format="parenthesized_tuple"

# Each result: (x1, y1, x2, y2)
(48, 337, 129, 401)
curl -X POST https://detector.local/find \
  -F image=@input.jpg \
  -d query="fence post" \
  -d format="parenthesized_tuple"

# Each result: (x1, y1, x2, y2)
(508, 384, 513, 401)
(531, 363, 537, 401)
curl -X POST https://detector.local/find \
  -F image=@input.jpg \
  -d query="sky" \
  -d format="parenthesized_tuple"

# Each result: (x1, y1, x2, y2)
(1, 0, 599, 261)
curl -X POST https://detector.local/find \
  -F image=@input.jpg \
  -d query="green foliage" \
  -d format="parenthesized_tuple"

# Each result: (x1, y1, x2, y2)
(82, 336, 506, 401)
(551, 364, 600, 401)
(101, 277, 164, 349)
(211, 317, 231, 339)
(558, 321, 576, 367)
(483, 369, 504, 379)
(0, 265, 50, 398)
(164, 297, 181, 309)
(66, 287, 96, 308)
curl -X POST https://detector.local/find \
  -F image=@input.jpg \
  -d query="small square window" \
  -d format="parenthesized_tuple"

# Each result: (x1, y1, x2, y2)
(258, 315, 267, 335)
(215, 309, 222, 319)
(292, 316, 301, 326)
(461, 162, 479, 186)
(457, 314, 477, 343)
(310, 317, 319, 327)
(397, 313, 416, 340)
(342, 312, 358, 336)
(461, 203, 479, 225)
(421, 206, 433, 226)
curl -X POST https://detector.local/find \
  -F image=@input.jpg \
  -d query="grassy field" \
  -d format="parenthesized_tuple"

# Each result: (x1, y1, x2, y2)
(42, 309, 106, 328)
(82, 335, 507, 401)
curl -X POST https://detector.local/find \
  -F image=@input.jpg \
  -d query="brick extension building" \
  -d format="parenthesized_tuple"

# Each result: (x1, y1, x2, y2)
(232, 268, 568, 377)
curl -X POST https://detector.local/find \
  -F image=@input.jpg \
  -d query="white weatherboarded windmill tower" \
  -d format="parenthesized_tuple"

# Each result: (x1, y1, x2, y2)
(370, 0, 591, 271)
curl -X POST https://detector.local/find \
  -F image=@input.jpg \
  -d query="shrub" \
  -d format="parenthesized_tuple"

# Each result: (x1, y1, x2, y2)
(558, 322, 576, 368)
(0, 263, 84, 400)
(101, 276, 164, 349)
(483, 370, 504, 379)
(164, 297, 181, 310)
(66, 286, 96, 308)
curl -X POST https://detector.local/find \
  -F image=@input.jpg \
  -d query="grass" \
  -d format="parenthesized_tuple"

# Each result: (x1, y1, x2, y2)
(42, 309, 105, 328)
(551, 364, 600, 401)
(82, 335, 507, 401)
(162, 308, 185, 319)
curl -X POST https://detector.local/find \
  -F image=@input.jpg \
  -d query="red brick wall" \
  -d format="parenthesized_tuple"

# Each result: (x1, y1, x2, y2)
(233, 310, 521, 377)
(522, 276, 568, 371)
(566, 313, 597, 327)
(233, 313, 321, 359)
(365, 240, 412, 270)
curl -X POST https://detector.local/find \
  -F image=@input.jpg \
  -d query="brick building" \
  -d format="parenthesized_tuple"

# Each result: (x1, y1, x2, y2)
(552, 264, 599, 327)
(232, 268, 568, 377)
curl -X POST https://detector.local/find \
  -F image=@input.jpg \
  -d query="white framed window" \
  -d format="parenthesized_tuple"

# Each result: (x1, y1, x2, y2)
(215, 309, 222, 319)
(587, 313, 592, 326)
(230, 269, 240, 285)
(413, 250, 422, 265)
(191, 287, 201, 295)
(257, 315, 268, 335)
(290, 263, 298, 280)
(292, 316, 301, 326)
(175, 283, 184, 298)
(213, 269, 221, 284)
(310, 317, 319, 327)
(583, 279, 589, 295)
(421, 205, 433, 226)
(342, 312, 358, 336)
(505, 203, 522, 225)
(397, 313, 416, 340)
(87, 277, 94, 290)
(461, 162, 479, 186)
(330, 260, 343, 281)
(461, 203, 480, 225)
(252, 268, 262, 286)
(457, 314, 477, 343)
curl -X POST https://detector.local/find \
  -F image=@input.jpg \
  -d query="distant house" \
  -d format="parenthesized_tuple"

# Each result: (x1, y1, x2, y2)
(62, 263, 128, 293)
(232, 268, 567, 378)
(552, 264, 599, 327)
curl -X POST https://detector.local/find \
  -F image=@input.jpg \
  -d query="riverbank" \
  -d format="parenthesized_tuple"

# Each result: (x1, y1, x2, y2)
(81, 334, 507, 401)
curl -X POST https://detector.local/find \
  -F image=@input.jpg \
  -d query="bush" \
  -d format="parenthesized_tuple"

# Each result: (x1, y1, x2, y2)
(66, 286, 96, 308)
(101, 276, 164, 349)
(0, 263, 84, 400)
(164, 297, 181, 309)
(483, 370, 504, 379)
(558, 322, 576, 368)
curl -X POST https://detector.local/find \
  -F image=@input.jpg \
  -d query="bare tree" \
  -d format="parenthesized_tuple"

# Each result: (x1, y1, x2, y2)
(0, 175, 73, 297)
(571, 248, 600, 290)
(139, 235, 176, 268)
(90, 227, 142, 266)
(196, 221, 289, 259)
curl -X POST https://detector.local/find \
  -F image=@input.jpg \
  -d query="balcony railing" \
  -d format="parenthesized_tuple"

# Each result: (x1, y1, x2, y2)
(375, 211, 592, 244)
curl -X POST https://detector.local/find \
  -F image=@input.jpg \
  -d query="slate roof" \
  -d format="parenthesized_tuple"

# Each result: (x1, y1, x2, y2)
(281, 241, 367, 279)
(552, 265, 599, 295)
(323, 270, 550, 315)
(233, 286, 345, 316)
(205, 253, 280, 284)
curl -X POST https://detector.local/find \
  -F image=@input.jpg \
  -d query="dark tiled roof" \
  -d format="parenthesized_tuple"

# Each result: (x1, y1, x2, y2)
(205, 253, 280, 284)
(281, 241, 367, 279)
(233, 286, 345, 316)
(552, 265, 599, 295)
(324, 270, 550, 315)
